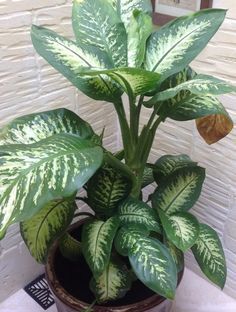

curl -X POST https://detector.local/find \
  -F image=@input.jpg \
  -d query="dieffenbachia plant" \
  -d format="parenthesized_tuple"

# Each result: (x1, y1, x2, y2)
(0, 0, 234, 304)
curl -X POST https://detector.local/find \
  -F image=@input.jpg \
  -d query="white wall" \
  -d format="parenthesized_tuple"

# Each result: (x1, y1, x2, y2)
(0, 0, 118, 302)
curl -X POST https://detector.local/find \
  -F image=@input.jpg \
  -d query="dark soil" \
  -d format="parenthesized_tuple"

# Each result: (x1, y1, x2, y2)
(54, 225, 156, 307)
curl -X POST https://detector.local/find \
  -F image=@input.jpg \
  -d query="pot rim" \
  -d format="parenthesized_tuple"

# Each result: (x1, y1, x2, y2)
(45, 219, 184, 311)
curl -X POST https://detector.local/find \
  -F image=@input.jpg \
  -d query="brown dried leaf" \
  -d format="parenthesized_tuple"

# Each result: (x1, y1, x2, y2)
(196, 114, 233, 145)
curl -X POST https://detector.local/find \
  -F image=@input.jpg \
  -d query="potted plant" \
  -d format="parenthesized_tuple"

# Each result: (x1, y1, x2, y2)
(0, 0, 235, 311)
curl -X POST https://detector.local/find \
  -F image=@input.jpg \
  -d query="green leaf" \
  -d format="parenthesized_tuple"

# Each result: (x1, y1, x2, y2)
(153, 75, 236, 103)
(82, 217, 120, 277)
(87, 165, 132, 217)
(90, 258, 131, 303)
(114, 226, 149, 257)
(145, 9, 226, 79)
(72, 0, 127, 68)
(109, 0, 153, 29)
(80, 67, 161, 99)
(20, 199, 76, 263)
(58, 232, 82, 262)
(192, 223, 227, 289)
(128, 234, 177, 299)
(118, 197, 161, 233)
(159, 210, 200, 252)
(0, 108, 95, 145)
(127, 10, 153, 67)
(153, 154, 197, 184)
(142, 166, 154, 188)
(152, 166, 205, 215)
(0, 133, 103, 238)
(31, 25, 122, 102)
(164, 239, 184, 273)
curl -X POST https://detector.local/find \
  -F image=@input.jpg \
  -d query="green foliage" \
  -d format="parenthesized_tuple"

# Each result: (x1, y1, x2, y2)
(0, 0, 232, 305)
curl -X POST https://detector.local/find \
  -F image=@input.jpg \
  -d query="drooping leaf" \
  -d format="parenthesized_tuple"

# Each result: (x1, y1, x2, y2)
(90, 258, 131, 303)
(159, 210, 200, 252)
(142, 166, 154, 188)
(80, 67, 161, 100)
(59, 232, 82, 262)
(109, 0, 153, 29)
(192, 223, 227, 289)
(0, 108, 95, 145)
(164, 238, 184, 273)
(31, 25, 122, 102)
(127, 10, 153, 67)
(72, 0, 127, 67)
(145, 9, 226, 80)
(87, 165, 132, 217)
(127, 232, 177, 299)
(82, 217, 120, 277)
(153, 154, 197, 184)
(20, 199, 76, 263)
(0, 133, 103, 238)
(152, 167, 205, 215)
(196, 114, 234, 144)
(149, 75, 236, 104)
(118, 197, 161, 233)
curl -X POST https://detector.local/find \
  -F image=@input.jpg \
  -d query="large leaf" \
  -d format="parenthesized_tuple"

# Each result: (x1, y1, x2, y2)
(145, 9, 226, 79)
(118, 197, 161, 232)
(164, 238, 184, 273)
(58, 232, 82, 262)
(90, 258, 131, 303)
(119, 230, 177, 299)
(20, 199, 76, 263)
(152, 167, 205, 215)
(109, 0, 153, 29)
(127, 10, 153, 67)
(0, 134, 103, 238)
(159, 210, 200, 252)
(196, 114, 234, 144)
(153, 154, 197, 184)
(192, 223, 226, 289)
(150, 75, 236, 103)
(72, 0, 127, 68)
(31, 25, 122, 102)
(87, 165, 132, 217)
(82, 217, 120, 276)
(0, 108, 95, 145)
(80, 67, 161, 100)
(142, 166, 154, 188)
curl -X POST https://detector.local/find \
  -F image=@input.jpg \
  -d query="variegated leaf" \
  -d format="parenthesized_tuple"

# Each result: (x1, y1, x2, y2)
(114, 226, 149, 257)
(152, 167, 205, 215)
(145, 9, 226, 79)
(0, 108, 95, 145)
(159, 211, 200, 252)
(20, 199, 76, 263)
(87, 165, 132, 217)
(192, 223, 226, 289)
(151, 75, 236, 103)
(128, 233, 177, 299)
(72, 0, 127, 67)
(153, 154, 197, 184)
(164, 239, 184, 273)
(31, 25, 122, 102)
(59, 232, 82, 262)
(82, 217, 120, 276)
(80, 67, 161, 98)
(196, 114, 234, 144)
(127, 10, 153, 67)
(118, 197, 161, 232)
(0, 134, 103, 238)
(142, 166, 154, 188)
(109, 0, 152, 29)
(90, 258, 131, 303)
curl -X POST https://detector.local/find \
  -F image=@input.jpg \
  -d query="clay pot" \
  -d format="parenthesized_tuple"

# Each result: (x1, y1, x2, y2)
(46, 220, 183, 312)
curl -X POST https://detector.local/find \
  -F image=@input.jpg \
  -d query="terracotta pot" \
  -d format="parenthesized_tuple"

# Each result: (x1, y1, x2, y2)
(46, 220, 184, 312)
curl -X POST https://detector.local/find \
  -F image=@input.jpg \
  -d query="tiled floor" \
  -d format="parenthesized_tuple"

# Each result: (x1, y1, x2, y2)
(0, 269, 236, 312)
